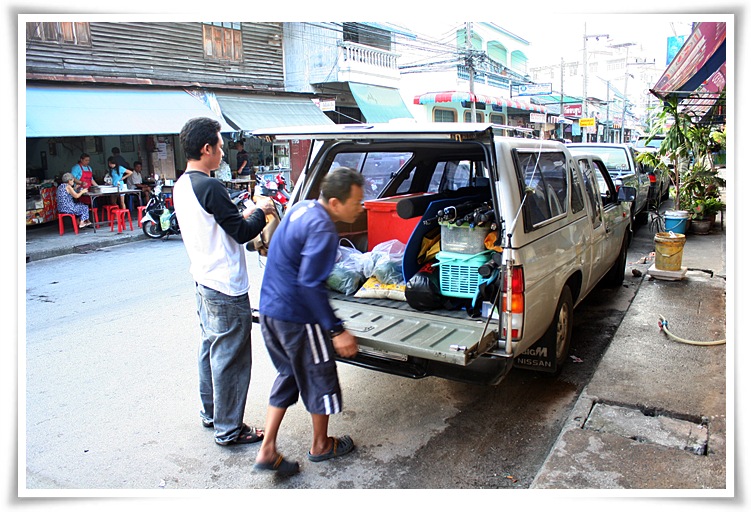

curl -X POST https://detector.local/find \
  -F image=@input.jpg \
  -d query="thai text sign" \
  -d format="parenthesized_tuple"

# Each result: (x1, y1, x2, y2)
(564, 104, 583, 117)
(579, 118, 596, 127)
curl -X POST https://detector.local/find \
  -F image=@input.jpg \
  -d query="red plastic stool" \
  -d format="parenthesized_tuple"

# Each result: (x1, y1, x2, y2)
(137, 206, 148, 227)
(164, 196, 173, 208)
(58, 213, 79, 236)
(110, 208, 134, 233)
(89, 207, 100, 225)
(102, 204, 120, 223)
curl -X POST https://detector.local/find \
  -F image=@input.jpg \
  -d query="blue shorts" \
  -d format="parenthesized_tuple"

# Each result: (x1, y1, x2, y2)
(260, 315, 343, 415)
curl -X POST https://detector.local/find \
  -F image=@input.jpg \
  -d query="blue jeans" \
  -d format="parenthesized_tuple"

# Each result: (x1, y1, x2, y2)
(195, 284, 253, 444)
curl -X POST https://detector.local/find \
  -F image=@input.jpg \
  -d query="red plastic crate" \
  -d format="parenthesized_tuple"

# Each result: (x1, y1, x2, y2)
(363, 194, 424, 251)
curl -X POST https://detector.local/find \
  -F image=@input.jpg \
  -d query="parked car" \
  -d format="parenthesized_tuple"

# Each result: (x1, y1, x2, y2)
(253, 123, 634, 386)
(567, 142, 651, 223)
(634, 135, 671, 206)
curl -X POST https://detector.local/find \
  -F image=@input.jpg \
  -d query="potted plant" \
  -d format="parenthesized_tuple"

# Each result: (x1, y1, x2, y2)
(690, 196, 725, 234)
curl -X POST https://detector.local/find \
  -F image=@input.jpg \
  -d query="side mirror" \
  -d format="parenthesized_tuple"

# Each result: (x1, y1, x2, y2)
(618, 185, 637, 203)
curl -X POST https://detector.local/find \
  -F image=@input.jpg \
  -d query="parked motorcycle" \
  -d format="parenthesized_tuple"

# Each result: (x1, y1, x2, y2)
(260, 172, 289, 205)
(141, 176, 180, 239)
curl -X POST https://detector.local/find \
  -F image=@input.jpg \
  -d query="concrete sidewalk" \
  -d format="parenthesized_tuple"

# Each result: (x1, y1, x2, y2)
(531, 218, 729, 491)
(24, 215, 151, 262)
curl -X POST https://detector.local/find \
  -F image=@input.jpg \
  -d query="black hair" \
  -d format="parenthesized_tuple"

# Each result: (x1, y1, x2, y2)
(79, 153, 90, 161)
(107, 156, 117, 166)
(180, 117, 222, 161)
(112, 147, 121, 155)
(133, 160, 142, 167)
(320, 167, 364, 203)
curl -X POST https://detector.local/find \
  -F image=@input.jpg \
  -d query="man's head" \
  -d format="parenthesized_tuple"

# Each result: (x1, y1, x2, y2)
(235, 141, 244, 150)
(133, 161, 143, 171)
(111, 147, 121, 155)
(320, 167, 365, 223)
(180, 117, 224, 168)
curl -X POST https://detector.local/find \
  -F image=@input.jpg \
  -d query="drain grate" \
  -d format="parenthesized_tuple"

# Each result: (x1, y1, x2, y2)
(583, 403, 708, 455)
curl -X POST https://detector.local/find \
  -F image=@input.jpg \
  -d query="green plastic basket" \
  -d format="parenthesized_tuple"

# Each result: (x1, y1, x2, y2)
(435, 250, 492, 298)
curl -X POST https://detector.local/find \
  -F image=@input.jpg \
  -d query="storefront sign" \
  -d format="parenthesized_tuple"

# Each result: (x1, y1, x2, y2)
(313, 98, 336, 111)
(529, 112, 547, 123)
(564, 104, 583, 117)
(579, 117, 595, 127)
(511, 83, 553, 97)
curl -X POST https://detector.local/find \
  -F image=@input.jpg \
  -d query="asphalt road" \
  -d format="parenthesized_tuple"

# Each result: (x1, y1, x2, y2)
(22, 222, 654, 492)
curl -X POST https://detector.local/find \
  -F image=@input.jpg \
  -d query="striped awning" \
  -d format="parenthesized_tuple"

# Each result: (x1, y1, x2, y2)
(413, 91, 548, 113)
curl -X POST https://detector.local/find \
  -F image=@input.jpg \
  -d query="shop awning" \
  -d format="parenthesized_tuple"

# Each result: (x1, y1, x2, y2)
(25, 85, 231, 138)
(651, 22, 726, 101)
(414, 91, 548, 113)
(214, 92, 334, 132)
(348, 83, 414, 123)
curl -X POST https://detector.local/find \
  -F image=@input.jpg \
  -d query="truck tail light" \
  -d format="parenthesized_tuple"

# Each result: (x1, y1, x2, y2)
(501, 266, 524, 340)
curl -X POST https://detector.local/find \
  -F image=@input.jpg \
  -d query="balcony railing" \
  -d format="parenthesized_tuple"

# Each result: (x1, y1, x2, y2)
(338, 41, 399, 70)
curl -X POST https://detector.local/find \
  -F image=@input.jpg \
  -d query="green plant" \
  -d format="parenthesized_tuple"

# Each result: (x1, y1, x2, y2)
(637, 96, 726, 211)
(692, 196, 725, 220)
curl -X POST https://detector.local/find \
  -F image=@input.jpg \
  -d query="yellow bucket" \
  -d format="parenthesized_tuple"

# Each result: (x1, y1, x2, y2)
(654, 232, 686, 271)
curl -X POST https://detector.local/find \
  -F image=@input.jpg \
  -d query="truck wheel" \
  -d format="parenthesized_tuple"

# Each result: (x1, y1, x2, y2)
(602, 234, 628, 287)
(543, 285, 574, 370)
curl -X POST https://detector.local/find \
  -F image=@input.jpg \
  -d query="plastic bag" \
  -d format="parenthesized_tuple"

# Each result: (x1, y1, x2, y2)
(326, 243, 369, 295)
(354, 276, 406, 301)
(405, 263, 444, 310)
(367, 239, 406, 285)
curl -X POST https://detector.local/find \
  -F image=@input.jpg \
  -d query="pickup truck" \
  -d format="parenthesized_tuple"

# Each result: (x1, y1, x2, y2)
(566, 143, 651, 225)
(253, 123, 634, 385)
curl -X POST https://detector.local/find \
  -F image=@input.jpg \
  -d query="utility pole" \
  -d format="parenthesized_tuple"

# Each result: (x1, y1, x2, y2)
(560, 57, 564, 139)
(582, 24, 609, 142)
(605, 81, 610, 143)
(465, 22, 476, 122)
(609, 42, 636, 142)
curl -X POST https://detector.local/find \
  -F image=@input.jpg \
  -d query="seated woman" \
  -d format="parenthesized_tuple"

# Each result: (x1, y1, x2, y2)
(57, 172, 92, 228)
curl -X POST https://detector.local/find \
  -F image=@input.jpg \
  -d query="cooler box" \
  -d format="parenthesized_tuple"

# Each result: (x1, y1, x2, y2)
(364, 194, 425, 251)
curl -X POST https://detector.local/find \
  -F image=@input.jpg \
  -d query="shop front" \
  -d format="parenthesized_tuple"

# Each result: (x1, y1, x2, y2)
(25, 84, 231, 226)
(213, 91, 334, 185)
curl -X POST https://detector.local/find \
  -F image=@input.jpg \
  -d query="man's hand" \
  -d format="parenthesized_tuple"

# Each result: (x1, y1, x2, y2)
(242, 198, 275, 218)
(332, 331, 358, 358)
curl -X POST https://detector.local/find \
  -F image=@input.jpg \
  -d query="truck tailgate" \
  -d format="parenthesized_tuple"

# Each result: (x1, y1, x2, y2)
(331, 298, 496, 366)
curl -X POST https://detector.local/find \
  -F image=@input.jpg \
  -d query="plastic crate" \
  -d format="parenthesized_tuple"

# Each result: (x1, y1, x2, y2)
(363, 194, 425, 251)
(436, 250, 492, 298)
(440, 222, 491, 254)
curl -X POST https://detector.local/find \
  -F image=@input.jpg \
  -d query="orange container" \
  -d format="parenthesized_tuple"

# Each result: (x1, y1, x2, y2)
(363, 194, 424, 251)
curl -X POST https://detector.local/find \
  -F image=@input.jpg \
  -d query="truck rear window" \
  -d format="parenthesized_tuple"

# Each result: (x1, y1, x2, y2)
(514, 150, 569, 229)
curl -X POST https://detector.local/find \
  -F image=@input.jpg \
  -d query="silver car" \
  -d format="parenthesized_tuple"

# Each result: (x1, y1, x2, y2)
(567, 143, 651, 224)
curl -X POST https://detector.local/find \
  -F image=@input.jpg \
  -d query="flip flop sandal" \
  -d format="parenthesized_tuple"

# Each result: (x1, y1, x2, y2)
(215, 424, 262, 445)
(253, 454, 299, 476)
(307, 435, 355, 462)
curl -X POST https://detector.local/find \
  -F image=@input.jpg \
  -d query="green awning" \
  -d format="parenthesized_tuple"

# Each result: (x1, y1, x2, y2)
(349, 83, 413, 123)
(214, 92, 333, 131)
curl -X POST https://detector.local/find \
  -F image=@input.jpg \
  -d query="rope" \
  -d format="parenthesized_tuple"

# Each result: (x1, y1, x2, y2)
(658, 315, 726, 346)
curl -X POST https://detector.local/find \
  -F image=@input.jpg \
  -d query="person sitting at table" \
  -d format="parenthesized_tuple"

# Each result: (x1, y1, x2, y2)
(126, 160, 151, 208)
(57, 172, 92, 228)
(107, 156, 133, 210)
(71, 153, 98, 205)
